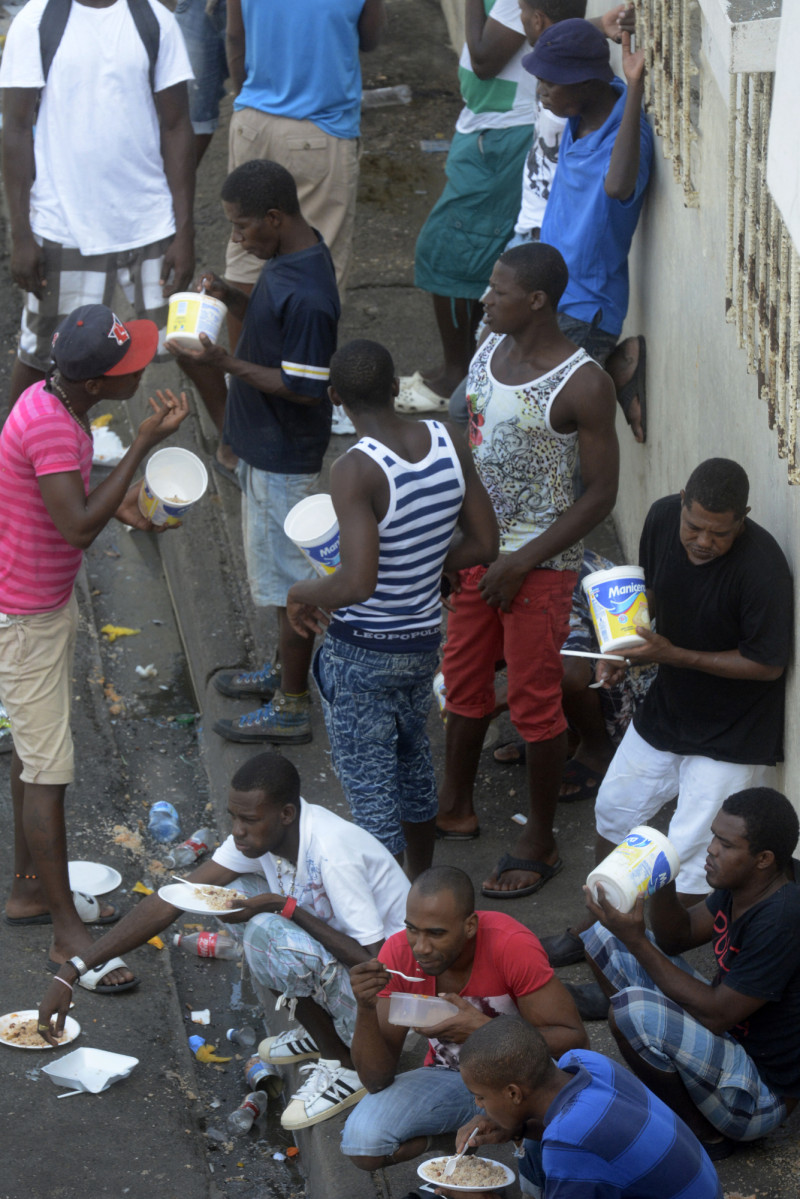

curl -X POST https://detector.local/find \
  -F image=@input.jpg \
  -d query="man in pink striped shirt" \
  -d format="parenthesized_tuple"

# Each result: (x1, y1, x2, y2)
(0, 304, 188, 995)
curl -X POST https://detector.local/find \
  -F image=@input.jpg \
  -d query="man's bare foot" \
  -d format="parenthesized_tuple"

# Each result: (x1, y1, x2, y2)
(605, 336, 646, 443)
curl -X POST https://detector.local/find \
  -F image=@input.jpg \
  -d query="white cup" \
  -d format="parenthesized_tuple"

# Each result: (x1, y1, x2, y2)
(283, 494, 340, 576)
(137, 447, 208, 527)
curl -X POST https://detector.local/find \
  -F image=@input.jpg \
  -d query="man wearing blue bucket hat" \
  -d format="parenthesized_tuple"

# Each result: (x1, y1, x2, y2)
(0, 303, 188, 995)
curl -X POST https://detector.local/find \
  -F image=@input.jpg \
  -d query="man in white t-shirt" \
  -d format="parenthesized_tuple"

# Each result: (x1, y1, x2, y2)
(38, 752, 410, 1130)
(0, 0, 196, 405)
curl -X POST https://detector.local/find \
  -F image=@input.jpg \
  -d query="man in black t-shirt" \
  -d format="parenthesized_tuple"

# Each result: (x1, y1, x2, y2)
(581, 787, 800, 1159)
(592, 458, 791, 902)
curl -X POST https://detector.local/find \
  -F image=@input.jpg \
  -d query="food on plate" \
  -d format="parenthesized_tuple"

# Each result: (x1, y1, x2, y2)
(420, 1156, 508, 1187)
(3, 1015, 66, 1047)
(189, 883, 246, 911)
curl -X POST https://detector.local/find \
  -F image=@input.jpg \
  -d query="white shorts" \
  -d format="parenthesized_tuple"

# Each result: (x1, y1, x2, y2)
(594, 723, 770, 894)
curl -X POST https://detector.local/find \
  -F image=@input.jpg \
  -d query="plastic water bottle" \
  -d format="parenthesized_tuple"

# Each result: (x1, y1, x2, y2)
(244, 1055, 283, 1099)
(166, 827, 211, 867)
(226, 1091, 267, 1135)
(173, 931, 242, 959)
(226, 1025, 257, 1049)
(361, 84, 412, 107)
(148, 800, 181, 842)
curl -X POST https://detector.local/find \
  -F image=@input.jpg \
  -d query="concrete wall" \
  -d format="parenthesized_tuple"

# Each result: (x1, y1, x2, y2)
(618, 42, 800, 794)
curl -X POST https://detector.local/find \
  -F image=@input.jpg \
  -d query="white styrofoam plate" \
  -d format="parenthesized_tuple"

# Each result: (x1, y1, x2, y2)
(0, 1010, 80, 1050)
(417, 1157, 515, 1192)
(157, 882, 244, 915)
(68, 861, 123, 896)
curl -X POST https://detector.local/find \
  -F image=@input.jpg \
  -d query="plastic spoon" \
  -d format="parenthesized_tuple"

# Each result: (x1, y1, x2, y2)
(386, 963, 429, 983)
(443, 1128, 477, 1177)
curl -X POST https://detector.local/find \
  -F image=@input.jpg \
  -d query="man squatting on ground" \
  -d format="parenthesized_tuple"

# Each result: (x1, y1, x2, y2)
(341, 865, 587, 1171)
(453, 1016, 722, 1198)
(38, 753, 411, 1131)
(544, 457, 793, 968)
(0, 305, 188, 994)
(581, 788, 800, 1161)
(0, 0, 195, 408)
(287, 339, 498, 879)
(167, 160, 340, 746)
(434, 241, 619, 899)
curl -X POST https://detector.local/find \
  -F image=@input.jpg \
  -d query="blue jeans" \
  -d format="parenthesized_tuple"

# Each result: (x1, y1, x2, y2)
(175, 0, 228, 133)
(313, 636, 439, 855)
(340, 1066, 478, 1157)
(238, 464, 319, 607)
(555, 312, 618, 367)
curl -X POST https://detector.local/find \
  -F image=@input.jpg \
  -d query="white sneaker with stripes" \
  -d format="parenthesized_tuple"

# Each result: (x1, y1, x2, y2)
(280, 1058, 366, 1129)
(258, 1025, 320, 1065)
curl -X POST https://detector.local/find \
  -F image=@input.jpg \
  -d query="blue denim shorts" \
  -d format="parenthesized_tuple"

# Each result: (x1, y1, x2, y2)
(175, 0, 228, 133)
(555, 313, 618, 367)
(340, 1066, 478, 1158)
(238, 463, 319, 607)
(313, 635, 440, 855)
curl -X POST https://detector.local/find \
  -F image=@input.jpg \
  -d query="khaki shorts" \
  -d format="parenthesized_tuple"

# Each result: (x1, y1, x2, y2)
(0, 592, 78, 784)
(226, 108, 359, 290)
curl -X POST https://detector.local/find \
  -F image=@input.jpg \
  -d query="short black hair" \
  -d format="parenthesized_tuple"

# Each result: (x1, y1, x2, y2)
(459, 1017, 557, 1090)
(722, 788, 799, 872)
(519, 0, 587, 19)
(221, 159, 299, 218)
(498, 241, 569, 309)
(329, 339, 396, 412)
(410, 865, 475, 918)
(683, 459, 749, 519)
(230, 752, 301, 808)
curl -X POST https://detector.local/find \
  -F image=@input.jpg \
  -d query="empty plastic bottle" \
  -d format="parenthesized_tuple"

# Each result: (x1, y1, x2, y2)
(148, 800, 181, 842)
(173, 931, 242, 959)
(361, 84, 412, 107)
(226, 1091, 267, 1135)
(227, 1025, 257, 1049)
(166, 827, 212, 867)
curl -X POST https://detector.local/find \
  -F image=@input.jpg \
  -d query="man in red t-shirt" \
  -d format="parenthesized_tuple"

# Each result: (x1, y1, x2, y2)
(0, 304, 188, 996)
(342, 864, 587, 1171)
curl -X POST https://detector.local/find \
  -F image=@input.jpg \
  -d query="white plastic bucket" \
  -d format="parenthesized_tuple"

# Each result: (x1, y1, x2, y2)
(586, 825, 681, 912)
(164, 291, 227, 351)
(137, 447, 208, 527)
(582, 565, 651, 653)
(283, 494, 340, 576)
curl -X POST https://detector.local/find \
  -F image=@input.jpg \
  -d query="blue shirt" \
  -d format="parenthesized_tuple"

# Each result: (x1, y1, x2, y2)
(224, 238, 340, 475)
(540, 80, 653, 337)
(529, 1050, 723, 1198)
(235, 0, 366, 139)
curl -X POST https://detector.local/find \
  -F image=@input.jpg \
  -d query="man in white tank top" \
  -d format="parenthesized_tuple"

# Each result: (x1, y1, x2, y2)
(436, 242, 619, 900)
(287, 340, 498, 880)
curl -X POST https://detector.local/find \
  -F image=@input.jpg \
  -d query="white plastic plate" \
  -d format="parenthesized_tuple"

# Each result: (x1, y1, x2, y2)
(417, 1157, 515, 1192)
(68, 861, 123, 896)
(157, 882, 245, 915)
(0, 1010, 80, 1050)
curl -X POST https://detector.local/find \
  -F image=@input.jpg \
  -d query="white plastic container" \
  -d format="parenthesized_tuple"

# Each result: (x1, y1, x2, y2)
(164, 291, 227, 351)
(582, 565, 651, 653)
(586, 825, 680, 912)
(283, 493, 340, 576)
(137, 446, 208, 527)
(41, 1047, 139, 1093)
(387, 993, 458, 1028)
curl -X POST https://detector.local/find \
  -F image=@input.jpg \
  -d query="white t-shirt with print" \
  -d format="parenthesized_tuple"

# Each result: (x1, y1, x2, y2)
(212, 799, 410, 947)
(456, 0, 537, 135)
(515, 104, 566, 234)
(0, 0, 193, 255)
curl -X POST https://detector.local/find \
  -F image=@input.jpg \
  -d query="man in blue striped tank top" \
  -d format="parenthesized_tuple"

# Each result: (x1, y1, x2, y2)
(288, 340, 498, 878)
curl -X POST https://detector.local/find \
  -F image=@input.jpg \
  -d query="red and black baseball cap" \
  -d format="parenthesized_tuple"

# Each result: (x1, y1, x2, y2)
(51, 304, 159, 380)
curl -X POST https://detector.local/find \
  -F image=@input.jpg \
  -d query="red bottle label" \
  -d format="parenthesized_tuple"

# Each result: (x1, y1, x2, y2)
(184, 837, 208, 854)
(197, 931, 217, 957)
(241, 1099, 259, 1118)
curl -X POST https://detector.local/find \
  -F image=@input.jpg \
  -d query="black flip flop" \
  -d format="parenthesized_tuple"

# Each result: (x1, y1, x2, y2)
(482, 854, 563, 899)
(616, 334, 647, 443)
(435, 825, 480, 841)
(559, 759, 604, 803)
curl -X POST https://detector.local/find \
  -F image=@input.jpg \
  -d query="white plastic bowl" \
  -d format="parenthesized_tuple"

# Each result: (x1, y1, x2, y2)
(41, 1047, 139, 1093)
(387, 992, 459, 1028)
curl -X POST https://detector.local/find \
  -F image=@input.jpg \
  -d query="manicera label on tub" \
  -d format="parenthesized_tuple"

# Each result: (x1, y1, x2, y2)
(582, 564, 651, 653)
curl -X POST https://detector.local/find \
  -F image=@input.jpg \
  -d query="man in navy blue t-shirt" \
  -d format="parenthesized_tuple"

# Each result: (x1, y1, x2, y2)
(455, 1016, 722, 1198)
(167, 159, 340, 744)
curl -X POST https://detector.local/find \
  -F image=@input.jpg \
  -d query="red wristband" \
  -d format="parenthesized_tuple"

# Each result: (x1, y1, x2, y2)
(281, 897, 297, 920)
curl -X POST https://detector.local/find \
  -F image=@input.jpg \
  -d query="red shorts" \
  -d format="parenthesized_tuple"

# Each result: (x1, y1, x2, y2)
(442, 565, 576, 743)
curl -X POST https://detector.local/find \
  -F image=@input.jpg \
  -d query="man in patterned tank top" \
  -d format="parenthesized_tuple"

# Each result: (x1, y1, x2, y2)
(436, 242, 619, 900)
(287, 340, 498, 879)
